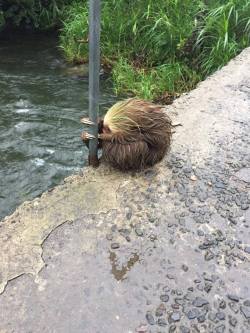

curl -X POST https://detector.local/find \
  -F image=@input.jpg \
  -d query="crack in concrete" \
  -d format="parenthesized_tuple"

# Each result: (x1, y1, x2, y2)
(0, 273, 26, 296)
(38, 219, 74, 275)
(0, 170, 121, 295)
(0, 220, 75, 295)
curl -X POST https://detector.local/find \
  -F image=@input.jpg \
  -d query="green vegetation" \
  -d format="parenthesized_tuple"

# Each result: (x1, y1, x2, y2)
(0, 0, 74, 31)
(1, 0, 249, 101)
(112, 59, 200, 101)
(60, 0, 250, 101)
(193, 1, 250, 75)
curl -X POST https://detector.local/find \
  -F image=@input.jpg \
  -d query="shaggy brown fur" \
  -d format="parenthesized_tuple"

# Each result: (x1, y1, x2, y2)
(82, 98, 173, 171)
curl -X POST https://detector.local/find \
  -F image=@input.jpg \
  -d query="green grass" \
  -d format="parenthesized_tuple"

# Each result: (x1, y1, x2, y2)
(2, 0, 249, 101)
(0, 0, 76, 31)
(112, 58, 201, 101)
(59, 0, 249, 101)
(60, 0, 202, 66)
(60, 0, 204, 101)
(194, 0, 250, 75)
(59, 2, 89, 62)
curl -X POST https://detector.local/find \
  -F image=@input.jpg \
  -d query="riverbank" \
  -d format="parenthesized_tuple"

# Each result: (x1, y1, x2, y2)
(1, 1, 249, 102)
(1, 48, 250, 332)
(60, 0, 250, 101)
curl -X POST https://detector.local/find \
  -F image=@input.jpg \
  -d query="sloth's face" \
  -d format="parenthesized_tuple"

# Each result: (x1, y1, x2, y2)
(103, 125, 111, 134)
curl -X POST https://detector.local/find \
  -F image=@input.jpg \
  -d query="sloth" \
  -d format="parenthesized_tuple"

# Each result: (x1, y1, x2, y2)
(81, 98, 173, 171)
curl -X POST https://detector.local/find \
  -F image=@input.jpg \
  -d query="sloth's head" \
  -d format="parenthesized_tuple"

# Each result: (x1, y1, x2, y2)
(103, 98, 165, 136)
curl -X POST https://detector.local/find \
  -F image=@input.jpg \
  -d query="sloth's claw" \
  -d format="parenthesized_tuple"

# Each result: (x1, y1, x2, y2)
(85, 133, 96, 140)
(81, 132, 96, 140)
(80, 118, 95, 125)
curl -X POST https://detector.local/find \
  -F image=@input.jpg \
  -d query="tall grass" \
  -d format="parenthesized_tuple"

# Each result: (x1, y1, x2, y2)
(60, 0, 201, 65)
(194, 0, 250, 75)
(0, 0, 75, 31)
(112, 58, 200, 101)
(59, 2, 89, 62)
(58, 0, 249, 101)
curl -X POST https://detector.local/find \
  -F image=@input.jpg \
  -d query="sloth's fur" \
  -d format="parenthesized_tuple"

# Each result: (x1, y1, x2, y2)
(97, 98, 173, 171)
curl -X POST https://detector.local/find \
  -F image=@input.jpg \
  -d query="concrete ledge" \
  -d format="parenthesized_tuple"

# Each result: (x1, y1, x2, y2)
(1, 48, 250, 333)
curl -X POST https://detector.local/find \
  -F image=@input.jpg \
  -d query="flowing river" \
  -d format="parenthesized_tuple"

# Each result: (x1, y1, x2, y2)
(0, 33, 115, 220)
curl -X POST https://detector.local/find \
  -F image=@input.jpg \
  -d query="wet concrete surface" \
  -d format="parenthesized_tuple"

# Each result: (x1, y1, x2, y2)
(0, 48, 250, 333)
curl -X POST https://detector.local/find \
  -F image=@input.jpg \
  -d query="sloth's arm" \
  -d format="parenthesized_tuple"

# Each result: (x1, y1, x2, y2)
(99, 133, 125, 144)
(99, 132, 139, 144)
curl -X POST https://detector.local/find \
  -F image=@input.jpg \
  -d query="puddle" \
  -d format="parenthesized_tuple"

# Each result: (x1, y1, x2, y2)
(109, 251, 140, 281)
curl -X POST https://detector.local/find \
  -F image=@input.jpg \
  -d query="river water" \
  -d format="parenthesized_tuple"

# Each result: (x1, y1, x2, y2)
(0, 33, 115, 220)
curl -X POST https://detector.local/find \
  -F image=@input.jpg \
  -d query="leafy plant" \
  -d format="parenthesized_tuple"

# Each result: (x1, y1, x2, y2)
(0, 0, 76, 31)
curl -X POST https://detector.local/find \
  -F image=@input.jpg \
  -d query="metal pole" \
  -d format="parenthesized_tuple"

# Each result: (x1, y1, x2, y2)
(88, 0, 101, 167)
